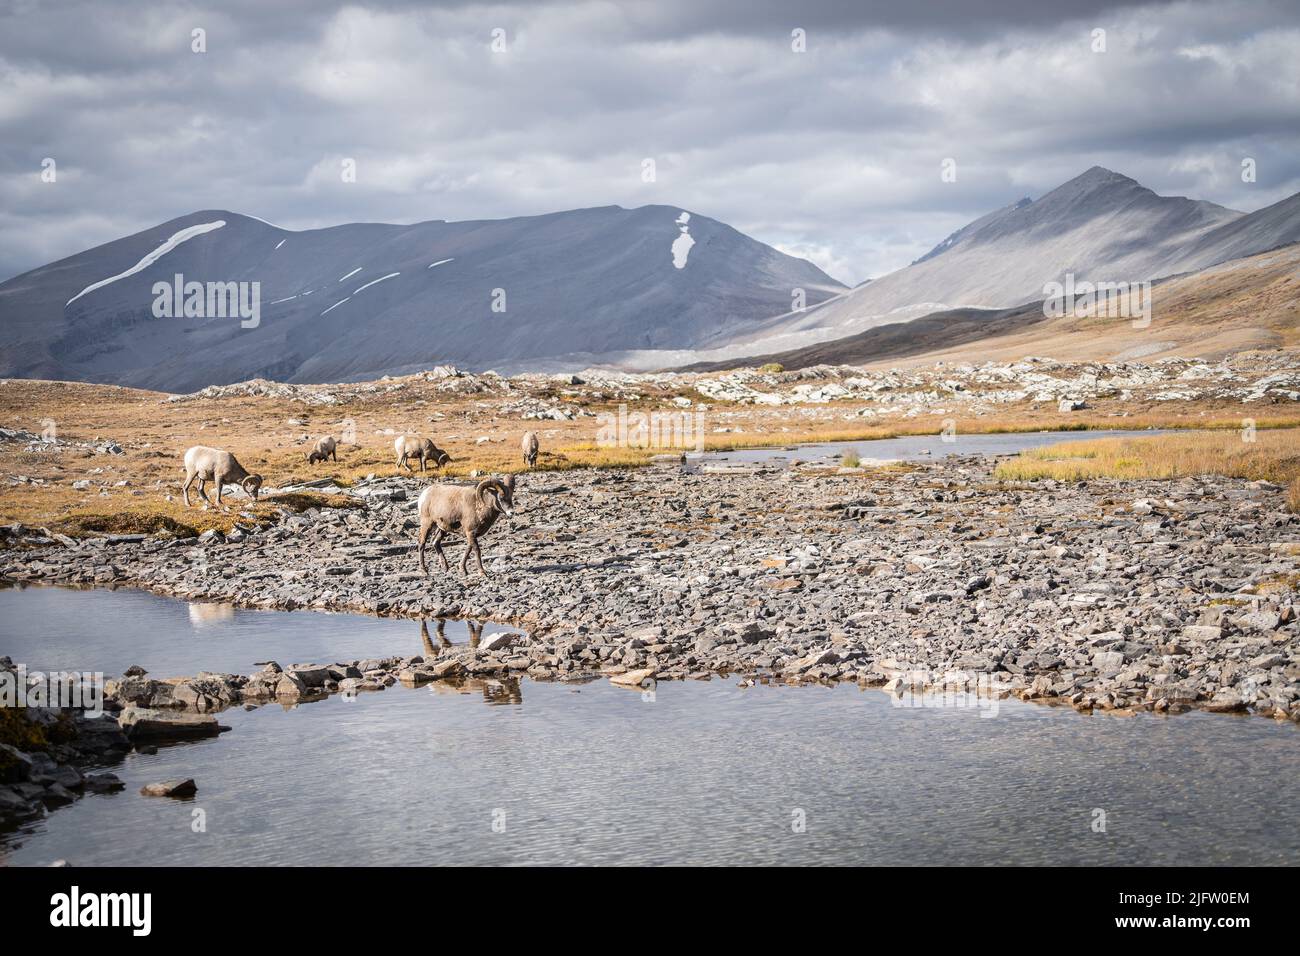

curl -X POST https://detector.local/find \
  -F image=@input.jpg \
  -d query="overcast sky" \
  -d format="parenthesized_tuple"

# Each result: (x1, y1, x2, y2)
(1, 0, 1298, 285)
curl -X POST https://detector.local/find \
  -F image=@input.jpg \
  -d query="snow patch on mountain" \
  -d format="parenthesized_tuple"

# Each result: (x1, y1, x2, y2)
(354, 272, 399, 294)
(65, 220, 226, 306)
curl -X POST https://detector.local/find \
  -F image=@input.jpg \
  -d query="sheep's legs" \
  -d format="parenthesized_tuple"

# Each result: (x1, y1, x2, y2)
(398, 454, 412, 472)
(195, 477, 213, 507)
(417, 520, 434, 574)
(431, 528, 449, 571)
(418, 523, 450, 575)
(182, 470, 196, 507)
(463, 532, 487, 576)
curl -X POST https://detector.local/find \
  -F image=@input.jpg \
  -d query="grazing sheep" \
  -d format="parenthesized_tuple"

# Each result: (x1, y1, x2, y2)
(306, 435, 337, 465)
(521, 430, 540, 469)
(417, 475, 516, 577)
(395, 435, 451, 472)
(181, 446, 263, 508)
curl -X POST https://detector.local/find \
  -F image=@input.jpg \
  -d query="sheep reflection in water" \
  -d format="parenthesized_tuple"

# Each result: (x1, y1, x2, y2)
(419, 618, 484, 653)
(418, 619, 520, 704)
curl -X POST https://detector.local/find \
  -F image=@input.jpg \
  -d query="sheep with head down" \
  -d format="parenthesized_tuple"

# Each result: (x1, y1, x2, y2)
(417, 474, 516, 577)
(306, 435, 337, 465)
(395, 435, 451, 473)
(181, 445, 263, 508)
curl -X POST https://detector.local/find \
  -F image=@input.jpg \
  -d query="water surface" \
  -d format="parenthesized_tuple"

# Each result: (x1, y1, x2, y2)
(1, 586, 1296, 867)
(0, 583, 488, 677)
(703, 428, 1166, 467)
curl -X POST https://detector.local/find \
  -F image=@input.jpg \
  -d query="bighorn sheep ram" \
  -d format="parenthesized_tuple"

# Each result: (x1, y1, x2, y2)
(521, 430, 539, 469)
(417, 475, 516, 576)
(182, 446, 263, 508)
(306, 435, 337, 465)
(395, 435, 451, 472)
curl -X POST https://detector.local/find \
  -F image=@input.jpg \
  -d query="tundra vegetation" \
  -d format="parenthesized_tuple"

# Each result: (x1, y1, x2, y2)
(995, 428, 1300, 484)
(2, 352, 1299, 536)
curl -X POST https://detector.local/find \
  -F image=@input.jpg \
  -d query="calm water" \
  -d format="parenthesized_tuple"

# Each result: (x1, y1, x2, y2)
(2, 587, 1297, 866)
(0, 583, 491, 677)
(704, 428, 1166, 466)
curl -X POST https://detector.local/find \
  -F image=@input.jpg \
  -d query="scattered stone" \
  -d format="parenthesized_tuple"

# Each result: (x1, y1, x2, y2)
(609, 668, 656, 687)
(140, 779, 197, 798)
(479, 632, 518, 653)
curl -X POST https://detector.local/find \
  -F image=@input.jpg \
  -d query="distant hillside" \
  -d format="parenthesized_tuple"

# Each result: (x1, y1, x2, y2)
(685, 243, 1300, 371)
(0, 206, 844, 392)
(698, 167, 1300, 360)
(682, 301, 1050, 371)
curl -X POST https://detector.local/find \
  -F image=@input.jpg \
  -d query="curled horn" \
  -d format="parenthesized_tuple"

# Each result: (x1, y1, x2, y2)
(243, 474, 263, 500)
(476, 477, 510, 508)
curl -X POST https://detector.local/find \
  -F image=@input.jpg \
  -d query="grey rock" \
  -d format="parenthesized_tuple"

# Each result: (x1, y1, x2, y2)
(140, 778, 197, 798)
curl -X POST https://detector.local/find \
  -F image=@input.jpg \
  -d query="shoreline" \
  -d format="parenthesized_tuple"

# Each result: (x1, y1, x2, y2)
(3, 456, 1296, 722)
(3, 444, 1299, 837)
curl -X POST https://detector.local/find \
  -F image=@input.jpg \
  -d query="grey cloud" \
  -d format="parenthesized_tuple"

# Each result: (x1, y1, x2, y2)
(1, 0, 1297, 285)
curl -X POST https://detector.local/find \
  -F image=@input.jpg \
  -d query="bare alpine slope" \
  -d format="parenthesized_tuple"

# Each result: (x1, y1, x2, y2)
(0, 205, 844, 392)
(709, 167, 1300, 357)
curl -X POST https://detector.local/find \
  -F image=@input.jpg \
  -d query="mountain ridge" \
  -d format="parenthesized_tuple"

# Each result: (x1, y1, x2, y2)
(0, 205, 845, 391)
(692, 166, 1291, 361)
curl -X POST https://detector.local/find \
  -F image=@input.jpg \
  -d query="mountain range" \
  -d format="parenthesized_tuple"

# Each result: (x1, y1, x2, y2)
(697, 167, 1300, 363)
(1, 166, 1298, 390)
(0, 206, 843, 391)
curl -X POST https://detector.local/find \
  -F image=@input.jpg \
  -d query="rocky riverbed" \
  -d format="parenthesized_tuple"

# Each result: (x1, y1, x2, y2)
(4, 455, 1298, 710)
(3, 454, 1299, 828)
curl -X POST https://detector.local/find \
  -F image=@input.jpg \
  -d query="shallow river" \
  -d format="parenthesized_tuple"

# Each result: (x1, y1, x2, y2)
(2, 586, 1296, 866)
(702, 427, 1166, 466)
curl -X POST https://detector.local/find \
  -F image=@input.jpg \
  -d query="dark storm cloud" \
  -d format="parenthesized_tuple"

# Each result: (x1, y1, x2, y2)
(1, 0, 1297, 285)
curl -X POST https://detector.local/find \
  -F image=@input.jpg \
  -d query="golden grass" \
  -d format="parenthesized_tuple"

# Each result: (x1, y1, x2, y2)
(994, 428, 1300, 483)
(551, 443, 659, 469)
(1251, 572, 1300, 595)
(5, 371, 1300, 534)
(0, 487, 369, 539)
(1290, 478, 1300, 514)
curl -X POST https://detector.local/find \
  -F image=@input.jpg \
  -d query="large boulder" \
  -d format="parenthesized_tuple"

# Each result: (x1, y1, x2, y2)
(285, 665, 331, 688)
(117, 707, 226, 741)
(109, 676, 177, 708)
(169, 674, 241, 711)
(0, 743, 34, 783)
